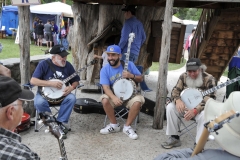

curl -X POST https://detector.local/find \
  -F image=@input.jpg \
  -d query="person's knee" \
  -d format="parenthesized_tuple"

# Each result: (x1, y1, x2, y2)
(166, 102, 175, 113)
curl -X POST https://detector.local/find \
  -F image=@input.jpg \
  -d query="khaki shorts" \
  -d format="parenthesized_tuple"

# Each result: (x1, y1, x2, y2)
(100, 94, 145, 109)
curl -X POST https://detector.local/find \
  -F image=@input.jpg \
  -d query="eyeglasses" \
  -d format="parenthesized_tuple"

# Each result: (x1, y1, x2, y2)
(11, 102, 28, 108)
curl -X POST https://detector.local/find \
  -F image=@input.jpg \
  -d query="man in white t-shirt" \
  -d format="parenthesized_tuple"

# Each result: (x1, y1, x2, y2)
(94, 46, 108, 67)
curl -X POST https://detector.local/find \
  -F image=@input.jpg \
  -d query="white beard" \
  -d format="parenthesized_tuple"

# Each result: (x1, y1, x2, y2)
(186, 71, 203, 88)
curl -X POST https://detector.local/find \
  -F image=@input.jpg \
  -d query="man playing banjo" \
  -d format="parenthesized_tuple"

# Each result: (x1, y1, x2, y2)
(30, 45, 80, 139)
(161, 58, 216, 149)
(99, 45, 145, 140)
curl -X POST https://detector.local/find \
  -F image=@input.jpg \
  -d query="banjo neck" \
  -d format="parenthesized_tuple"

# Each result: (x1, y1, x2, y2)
(62, 59, 98, 84)
(58, 139, 68, 160)
(202, 76, 240, 96)
(123, 33, 135, 72)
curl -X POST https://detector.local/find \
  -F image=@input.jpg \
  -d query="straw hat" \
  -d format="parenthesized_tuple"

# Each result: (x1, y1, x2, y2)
(205, 91, 240, 157)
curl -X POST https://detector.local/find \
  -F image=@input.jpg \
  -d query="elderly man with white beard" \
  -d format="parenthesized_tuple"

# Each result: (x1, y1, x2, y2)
(161, 58, 216, 149)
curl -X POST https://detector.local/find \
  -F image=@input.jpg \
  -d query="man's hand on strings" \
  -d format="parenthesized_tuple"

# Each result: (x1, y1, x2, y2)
(50, 81, 63, 89)
(122, 70, 133, 79)
(63, 86, 74, 96)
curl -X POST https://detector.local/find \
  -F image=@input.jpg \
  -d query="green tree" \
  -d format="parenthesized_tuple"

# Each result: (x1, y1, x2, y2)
(174, 8, 202, 21)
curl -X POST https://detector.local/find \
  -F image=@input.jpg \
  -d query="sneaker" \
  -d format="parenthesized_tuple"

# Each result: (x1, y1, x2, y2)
(100, 124, 120, 134)
(59, 123, 68, 135)
(123, 127, 138, 140)
(161, 137, 181, 149)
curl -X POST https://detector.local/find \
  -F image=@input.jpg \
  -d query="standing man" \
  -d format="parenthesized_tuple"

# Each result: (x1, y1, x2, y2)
(44, 19, 53, 48)
(99, 45, 145, 140)
(161, 58, 216, 149)
(36, 20, 44, 47)
(0, 76, 40, 159)
(119, 5, 146, 63)
(30, 45, 80, 139)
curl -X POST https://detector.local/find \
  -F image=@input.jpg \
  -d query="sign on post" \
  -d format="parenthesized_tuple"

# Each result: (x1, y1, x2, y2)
(11, 0, 40, 6)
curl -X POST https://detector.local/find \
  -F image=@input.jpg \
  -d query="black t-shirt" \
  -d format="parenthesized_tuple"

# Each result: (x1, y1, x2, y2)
(36, 24, 44, 35)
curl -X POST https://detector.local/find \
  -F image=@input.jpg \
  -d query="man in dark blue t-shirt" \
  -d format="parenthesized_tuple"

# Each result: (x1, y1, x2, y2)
(30, 45, 80, 138)
(99, 45, 145, 140)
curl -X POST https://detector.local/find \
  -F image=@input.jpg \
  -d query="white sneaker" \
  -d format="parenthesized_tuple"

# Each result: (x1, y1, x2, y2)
(100, 124, 120, 134)
(123, 127, 138, 140)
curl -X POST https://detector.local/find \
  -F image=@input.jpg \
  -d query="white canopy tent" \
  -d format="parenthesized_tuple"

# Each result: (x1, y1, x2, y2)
(30, 2, 73, 18)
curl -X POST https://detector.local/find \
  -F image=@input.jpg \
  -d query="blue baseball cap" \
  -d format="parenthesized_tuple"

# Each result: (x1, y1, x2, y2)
(106, 45, 121, 54)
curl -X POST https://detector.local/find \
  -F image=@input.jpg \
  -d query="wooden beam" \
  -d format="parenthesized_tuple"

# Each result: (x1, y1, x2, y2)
(153, 0, 173, 129)
(198, 16, 220, 58)
(175, 24, 186, 64)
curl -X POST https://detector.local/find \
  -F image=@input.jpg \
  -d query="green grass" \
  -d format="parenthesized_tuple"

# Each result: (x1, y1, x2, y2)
(0, 37, 229, 76)
(150, 59, 187, 71)
(0, 37, 72, 62)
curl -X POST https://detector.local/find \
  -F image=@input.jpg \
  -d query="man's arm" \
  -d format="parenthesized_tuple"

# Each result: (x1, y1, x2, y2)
(102, 85, 123, 107)
(0, 65, 11, 77)
(118, 23, 131, 51)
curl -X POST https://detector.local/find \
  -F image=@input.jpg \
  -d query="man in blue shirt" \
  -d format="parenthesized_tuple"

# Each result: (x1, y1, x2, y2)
(119, 5, 146, 63)
(99, 45, 145, 140)
(30, 45, 80, 139)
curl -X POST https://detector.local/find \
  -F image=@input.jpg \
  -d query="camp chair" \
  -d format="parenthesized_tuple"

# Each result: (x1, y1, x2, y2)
(97, 65, 152, 131)
(23, 82, 84, 132)
(178, 117, 197, 141)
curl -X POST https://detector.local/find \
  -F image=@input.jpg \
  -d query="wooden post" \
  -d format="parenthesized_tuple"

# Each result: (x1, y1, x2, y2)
(18, 6, 34, 117)
(153, 0, 174, 129)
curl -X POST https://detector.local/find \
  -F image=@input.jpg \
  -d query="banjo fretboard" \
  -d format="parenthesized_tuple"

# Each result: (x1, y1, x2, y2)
(202, 76, 240, 96)
(62, 59, 97, 84)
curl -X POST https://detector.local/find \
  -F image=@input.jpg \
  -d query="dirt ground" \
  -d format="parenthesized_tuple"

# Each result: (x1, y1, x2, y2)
(20, 60, 227, 160)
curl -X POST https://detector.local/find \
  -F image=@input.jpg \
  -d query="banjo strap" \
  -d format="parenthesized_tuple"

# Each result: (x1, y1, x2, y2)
(46, 59, 61, 79)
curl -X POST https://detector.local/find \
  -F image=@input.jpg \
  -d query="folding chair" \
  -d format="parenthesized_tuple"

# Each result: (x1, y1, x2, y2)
(178, 117, 197, 141)
(23, 82, 84, 132)
(97, 65, 152, 130)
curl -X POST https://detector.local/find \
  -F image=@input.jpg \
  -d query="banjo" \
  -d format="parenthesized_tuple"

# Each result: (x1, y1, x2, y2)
(42, 59, 97, 104)
(112, 33, 137, 101)
(192, 110, 239, 156)
(39, 112, 68, 160)
(181, 76, 240, 109)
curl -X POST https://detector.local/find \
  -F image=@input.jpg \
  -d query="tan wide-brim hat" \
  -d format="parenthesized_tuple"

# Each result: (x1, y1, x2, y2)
(205, 91, 240, 157)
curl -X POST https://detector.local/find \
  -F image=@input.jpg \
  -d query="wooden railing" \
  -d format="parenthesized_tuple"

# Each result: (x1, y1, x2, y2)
(189, 9, 217, 58)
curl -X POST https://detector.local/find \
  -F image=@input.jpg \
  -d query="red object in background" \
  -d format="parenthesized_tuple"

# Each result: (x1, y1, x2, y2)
(14, 113, 31, 133)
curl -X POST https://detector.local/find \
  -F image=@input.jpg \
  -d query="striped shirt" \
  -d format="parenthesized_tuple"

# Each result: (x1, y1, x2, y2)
(0, 128, 40, 160)
(171, 71, 216, 113)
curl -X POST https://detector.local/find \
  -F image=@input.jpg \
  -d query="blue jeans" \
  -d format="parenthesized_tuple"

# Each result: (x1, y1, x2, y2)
(34, 92, 76, 123)
(121, 53, 138, 63)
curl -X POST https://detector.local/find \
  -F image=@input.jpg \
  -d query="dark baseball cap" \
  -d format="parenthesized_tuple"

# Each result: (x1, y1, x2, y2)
(186, 58, 202, 71)
(50, 45, 69, 58)
(0, 76, 34, 108)
(121, 5, 136, 12)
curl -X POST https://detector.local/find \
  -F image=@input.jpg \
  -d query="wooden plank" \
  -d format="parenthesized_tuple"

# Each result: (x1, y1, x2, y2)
(171, 34, 180, 40)
(175, 24, 186, 64)
(219, 12, 240, 22)
(206, 66, 223, 73)
(198, 16, 220, 58)
(215, 22, 240, 31)
(208, 39, 239, 47)
(201, 52, 231, 60)
(205, 46, 234, 54)
(201, 59, 226, 66)
(153, 0, 173, 129)
(211, 31, 240, 39)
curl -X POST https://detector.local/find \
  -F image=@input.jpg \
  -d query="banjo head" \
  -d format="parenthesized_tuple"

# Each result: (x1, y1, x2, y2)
(42, 79, 66, 99)
(180, 88, 203, 109)
(112, 78, 135, 101)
